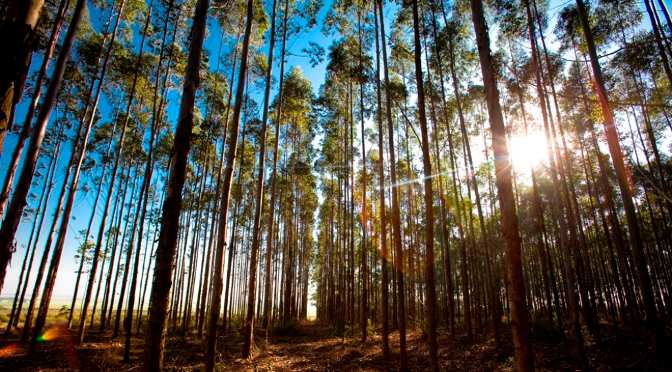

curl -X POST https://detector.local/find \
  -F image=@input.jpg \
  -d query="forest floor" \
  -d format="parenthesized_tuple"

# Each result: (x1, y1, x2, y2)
(0, 318, 665, 371)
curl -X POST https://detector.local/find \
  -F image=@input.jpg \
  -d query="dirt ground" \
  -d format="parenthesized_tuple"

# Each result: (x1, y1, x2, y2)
(0, 320, 664, 371)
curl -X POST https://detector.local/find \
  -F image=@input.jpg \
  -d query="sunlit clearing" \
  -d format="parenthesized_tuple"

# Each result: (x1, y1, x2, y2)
(37, 326, 61, 341)
(0, 343, 19, 357)
(509, 130, 549, 176)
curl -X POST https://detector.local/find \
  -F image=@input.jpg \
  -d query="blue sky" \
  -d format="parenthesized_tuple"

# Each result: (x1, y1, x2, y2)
(0, 0, 663, 305)
(0, 0, 348, 302)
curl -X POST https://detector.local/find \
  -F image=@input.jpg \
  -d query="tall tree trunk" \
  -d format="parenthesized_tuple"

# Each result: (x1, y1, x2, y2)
(507, 37, 554, 332)
(4, 120, 61, 335)
(374, 0, 389, 357)
(0, 0, 85, 291)
(526, 0, 585, 357)
(67, 90, 127, 330)
(141, 0, 209, 369)
(78, 0, 152, 344)
(31, 0, 104, 353)
(357, 8, 368, 344)
(244, 0, 278, 353)
(99, 164, 133, 332)
(574, 0, 668, 369)
(204, 0, 252, 367)
(124, 9, 161, 357)
(262, 0, 290, 335)
(0, 0, 44, 159)
(410, 0, 438, 368)
(378, 0, 407, 367)
(0, 0, 67, 219)
(468, 0, 534, 370)
(433, 9, 461, 339)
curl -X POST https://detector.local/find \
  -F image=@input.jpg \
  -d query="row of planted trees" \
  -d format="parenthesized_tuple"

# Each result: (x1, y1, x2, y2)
(0, 0, 671, 371)
(0, 0, 320, 367)
(312, 0, 672, 370)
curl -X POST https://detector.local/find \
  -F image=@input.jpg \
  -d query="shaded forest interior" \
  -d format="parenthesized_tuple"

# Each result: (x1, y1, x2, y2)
(0, 0, 671, 370)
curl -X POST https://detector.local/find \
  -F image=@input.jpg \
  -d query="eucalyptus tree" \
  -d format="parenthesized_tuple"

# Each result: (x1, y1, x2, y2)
(0, 0, 45, 157)
(204, 0, 254, 363)
(0, 0, 68, 220)
(0, 0, 87, 300)
(34, 0, 130, 336)
(573, 0, 667, 368)
(76, 0, 154, 344)
(19, 62, 88, 342)
(442, 8, 501, 346)
(123, 0, 183, 357)
(243, 0, 280, 354)
(4, 107, 66, 334)
(408, 0, 438, 366)
(377, 0, 408, 366)
(142, 0, 210, 369)
(373, 0, 389, 356)
(468, 0, 534, 371)
(261, 0, 320, 334)
(277, 65, 315, 324)
(495, 0, 584, 356)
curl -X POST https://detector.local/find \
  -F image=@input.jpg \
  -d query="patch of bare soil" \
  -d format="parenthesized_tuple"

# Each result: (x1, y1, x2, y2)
(0, 320, 666, 371)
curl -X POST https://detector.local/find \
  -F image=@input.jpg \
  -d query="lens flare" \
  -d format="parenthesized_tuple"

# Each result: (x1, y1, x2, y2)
(37, 326, 61, 341)
(0, 343, 19, 357)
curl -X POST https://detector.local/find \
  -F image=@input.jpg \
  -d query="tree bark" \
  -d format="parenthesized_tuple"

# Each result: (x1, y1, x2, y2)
(0, 0, 84, 297)
(0, 0, 67, 220)
(244, 0, 277, 353)
(204, 0, 252, 367)
(78, 0, 153, 344)
(378, 0, 407, 367)
(410, 0, 438, 368)
(141, 0, 209, 369)
(374, 0, 389, 357)
(0, 0, 44, 159)
(262, 0, 290, 335)
(575, 0, 668, 369)
(468, 0, 534, 370)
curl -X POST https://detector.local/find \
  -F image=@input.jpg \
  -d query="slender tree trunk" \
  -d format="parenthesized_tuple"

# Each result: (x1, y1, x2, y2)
(204, 0, 252, 367)
(0, 0, 85, 292)
(0, 0, 44, 159)
(374, 0, 389, 357)
(575, 0, 668, 369)
(378, 0, 407, 367)
(4, 124, 61, 334)
(357, 9, 369, 344)
(468, 0, 534, 370)
(141, 0, 209, 369)
(262, 0, 290, 335)
(30, 0, 109, 352)
(0, 0, 67, 219)
(123, 9, 162, 355)
(17, 10, 114, 334)
(100, 164, 133, 331)
(410, 0, 438, 368)
(244, 0, 278, 352)
(78, 0, 153, 344)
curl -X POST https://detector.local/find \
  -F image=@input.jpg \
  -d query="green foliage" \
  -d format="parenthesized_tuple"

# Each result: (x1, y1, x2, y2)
(331, 321, 351, 338)
(366, 318, 376, 337)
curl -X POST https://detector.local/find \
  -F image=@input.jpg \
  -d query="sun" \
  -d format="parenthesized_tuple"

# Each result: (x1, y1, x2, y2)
(508, 130, 549, 177)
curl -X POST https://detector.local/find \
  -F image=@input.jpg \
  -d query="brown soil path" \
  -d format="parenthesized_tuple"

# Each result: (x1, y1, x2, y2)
(0, 320, 661, 371)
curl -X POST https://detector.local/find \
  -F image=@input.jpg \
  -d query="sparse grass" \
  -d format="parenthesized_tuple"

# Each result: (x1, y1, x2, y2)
(0, 318, 666, 371)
